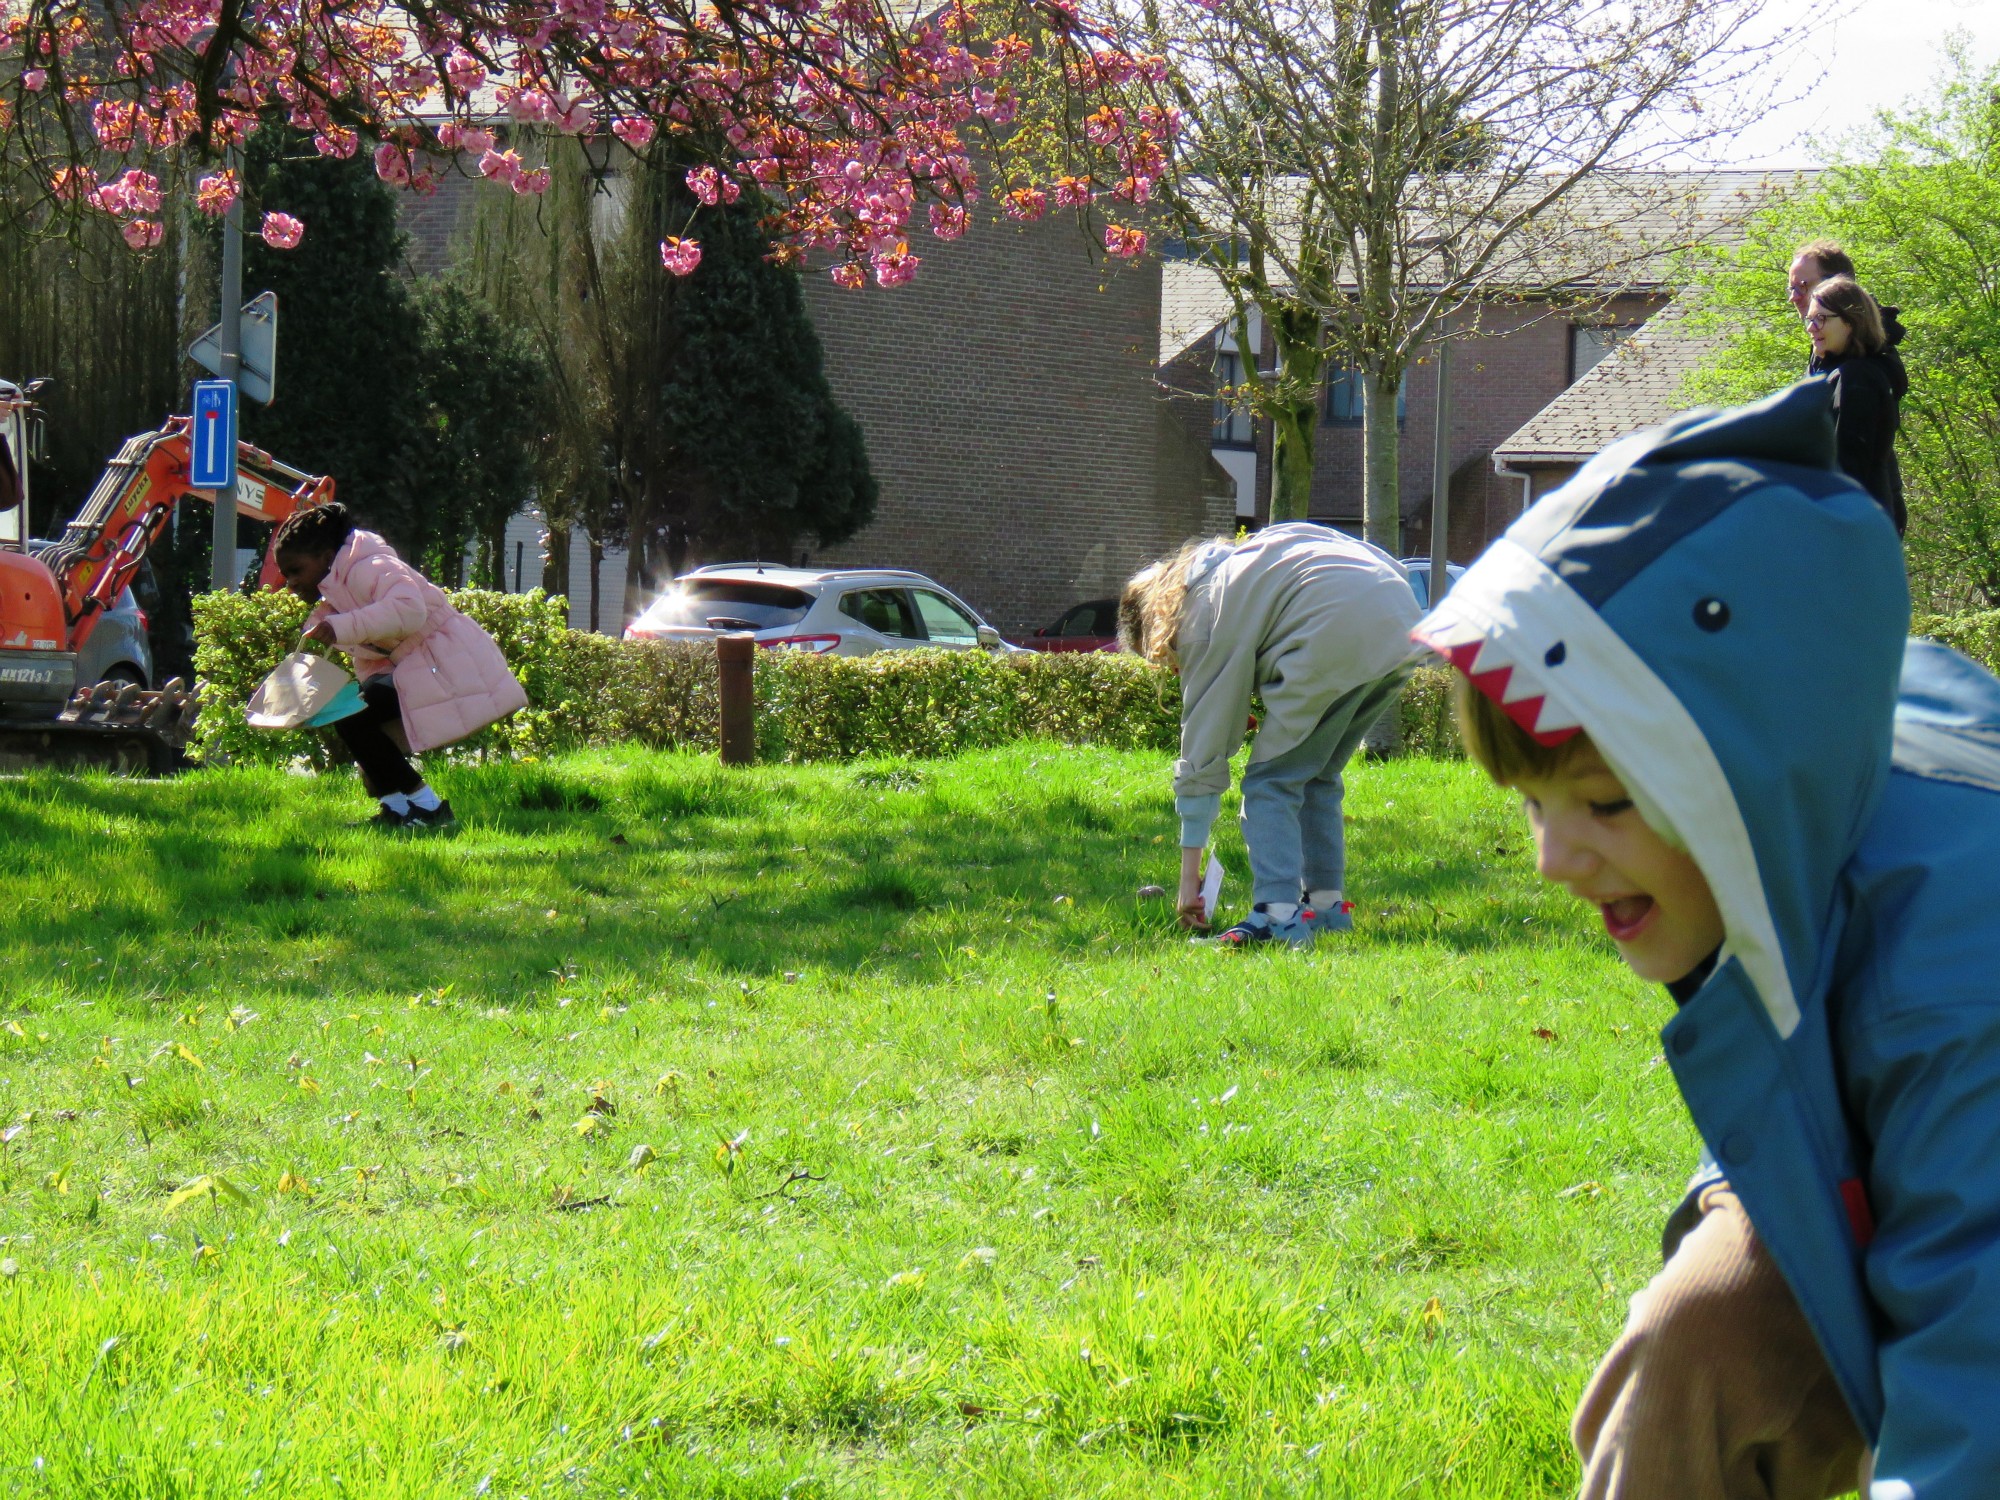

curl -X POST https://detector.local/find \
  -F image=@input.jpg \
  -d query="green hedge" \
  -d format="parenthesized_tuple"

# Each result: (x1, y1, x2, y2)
(190, 588, 1475, 766)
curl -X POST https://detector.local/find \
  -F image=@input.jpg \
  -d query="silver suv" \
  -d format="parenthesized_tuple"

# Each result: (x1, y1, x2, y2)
(624, 565, 1022, 656)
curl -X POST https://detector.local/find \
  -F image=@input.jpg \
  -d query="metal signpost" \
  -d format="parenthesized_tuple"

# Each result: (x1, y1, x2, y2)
(190, 381, 238, 491)
(207, 167, 247, 592)
(1429, 336, 1453, 606)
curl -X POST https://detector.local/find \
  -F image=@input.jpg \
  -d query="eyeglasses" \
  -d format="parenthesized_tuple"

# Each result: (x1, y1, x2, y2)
(1805, 312, 1845, 330)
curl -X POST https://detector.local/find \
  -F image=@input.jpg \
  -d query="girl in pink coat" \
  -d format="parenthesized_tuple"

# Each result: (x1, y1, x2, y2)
(271, 503, 527, 828)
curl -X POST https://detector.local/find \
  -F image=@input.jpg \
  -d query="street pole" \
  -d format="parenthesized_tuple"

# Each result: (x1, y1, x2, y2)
(208, 152, 244, 593)
(1428, 333, 1453, 606)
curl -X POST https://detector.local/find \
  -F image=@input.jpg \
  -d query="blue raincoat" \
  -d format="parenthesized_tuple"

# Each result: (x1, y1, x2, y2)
(1416, 378, 2000, 1498)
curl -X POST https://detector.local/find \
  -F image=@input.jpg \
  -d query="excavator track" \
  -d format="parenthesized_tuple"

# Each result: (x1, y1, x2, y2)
(0, 677, 199, 775)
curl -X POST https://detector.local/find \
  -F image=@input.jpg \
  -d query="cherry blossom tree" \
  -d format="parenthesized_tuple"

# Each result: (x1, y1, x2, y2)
(0, 0, 1167, 287)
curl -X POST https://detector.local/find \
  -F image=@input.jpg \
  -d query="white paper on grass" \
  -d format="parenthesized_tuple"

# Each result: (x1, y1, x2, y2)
(1201, 849, 1225, 920)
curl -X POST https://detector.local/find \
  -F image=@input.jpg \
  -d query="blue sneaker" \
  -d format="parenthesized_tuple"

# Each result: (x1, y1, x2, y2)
(1212, 906, 1316, 950)
(1305, 899, 1354, 937)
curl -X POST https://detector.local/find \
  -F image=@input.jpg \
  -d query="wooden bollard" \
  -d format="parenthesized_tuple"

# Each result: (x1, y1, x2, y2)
(716, 632, 756, 766)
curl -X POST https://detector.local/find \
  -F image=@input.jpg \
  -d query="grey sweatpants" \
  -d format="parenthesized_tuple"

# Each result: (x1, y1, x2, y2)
(1238, 669, 1408, 906)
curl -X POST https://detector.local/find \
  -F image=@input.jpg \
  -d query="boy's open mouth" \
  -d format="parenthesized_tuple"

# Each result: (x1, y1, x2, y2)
(1600, 895, 1657, 942)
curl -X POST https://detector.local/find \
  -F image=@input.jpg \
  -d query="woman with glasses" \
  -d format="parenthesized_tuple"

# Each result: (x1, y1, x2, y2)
(1805, 275, 1907, 535)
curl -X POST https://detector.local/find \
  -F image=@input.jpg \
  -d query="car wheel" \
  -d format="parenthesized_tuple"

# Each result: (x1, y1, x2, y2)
(99, 664, 148, 689)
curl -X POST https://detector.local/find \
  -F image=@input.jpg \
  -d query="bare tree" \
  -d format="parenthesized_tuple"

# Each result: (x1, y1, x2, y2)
(1094, 0, 1805, 544)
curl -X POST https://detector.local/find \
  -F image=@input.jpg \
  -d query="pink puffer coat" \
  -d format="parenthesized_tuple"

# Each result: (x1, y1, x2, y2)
(306, 530, 527, 753)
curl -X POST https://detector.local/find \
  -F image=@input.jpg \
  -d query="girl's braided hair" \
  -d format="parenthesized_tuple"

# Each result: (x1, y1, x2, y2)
(271, 501, 355, 559)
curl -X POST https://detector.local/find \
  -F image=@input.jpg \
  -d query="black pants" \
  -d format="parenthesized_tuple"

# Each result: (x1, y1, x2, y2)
(334, 677, 422, 797)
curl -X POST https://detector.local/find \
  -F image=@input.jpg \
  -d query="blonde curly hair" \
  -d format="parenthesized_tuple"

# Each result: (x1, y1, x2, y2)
(1118, 536, 1230, 669)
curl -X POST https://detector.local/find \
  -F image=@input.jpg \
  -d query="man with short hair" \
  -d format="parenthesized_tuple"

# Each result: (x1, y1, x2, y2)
(1787, 240, 1856, 320)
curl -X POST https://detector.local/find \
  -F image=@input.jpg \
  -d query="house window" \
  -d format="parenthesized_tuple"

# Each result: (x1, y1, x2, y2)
(1571, 324, 1636, 382)
(1324, 366, 1405, 427)
(1212, 350, 1255, 448)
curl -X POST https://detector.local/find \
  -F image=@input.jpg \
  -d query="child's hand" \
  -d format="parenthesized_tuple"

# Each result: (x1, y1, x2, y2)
(301, 620, 336, 647)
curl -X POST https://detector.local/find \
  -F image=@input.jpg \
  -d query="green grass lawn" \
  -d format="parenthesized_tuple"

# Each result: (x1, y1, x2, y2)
(0, 745, 1696, 1498)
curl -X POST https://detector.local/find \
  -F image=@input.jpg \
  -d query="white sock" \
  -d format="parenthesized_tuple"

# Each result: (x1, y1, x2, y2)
(1307, 889, 1343, 910)
(380, 792, 412, 815)
(409, 785, 441, 812)
(1259, 901, 1299, 922)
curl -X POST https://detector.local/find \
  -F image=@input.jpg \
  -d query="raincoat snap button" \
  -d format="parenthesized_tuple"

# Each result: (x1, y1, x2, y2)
(1694, 598, 1730, 632)
(1671, 1024, 1699, 1055)
(1721, 1134, 1756, 1165)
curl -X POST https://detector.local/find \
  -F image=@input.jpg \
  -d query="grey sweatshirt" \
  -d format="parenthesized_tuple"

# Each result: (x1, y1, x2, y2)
(1172, 523, 1421, 845)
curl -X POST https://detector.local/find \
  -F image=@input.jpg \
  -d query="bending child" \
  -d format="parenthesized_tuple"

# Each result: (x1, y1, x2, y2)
(271, 503, 527, 828)
(1415, 380, 2000, 1498)
(1119, 522, 1420, 948)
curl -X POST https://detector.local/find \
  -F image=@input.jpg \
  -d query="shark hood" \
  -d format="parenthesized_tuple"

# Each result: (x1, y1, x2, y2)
(1415, 379, 1909, 1037)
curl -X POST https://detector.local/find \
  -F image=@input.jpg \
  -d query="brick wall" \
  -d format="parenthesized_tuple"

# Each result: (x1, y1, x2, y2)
(803, 217, 1231, 633)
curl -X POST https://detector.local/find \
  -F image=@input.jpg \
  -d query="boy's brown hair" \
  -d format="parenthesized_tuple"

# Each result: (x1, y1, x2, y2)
(1454, 673, 1594, 783)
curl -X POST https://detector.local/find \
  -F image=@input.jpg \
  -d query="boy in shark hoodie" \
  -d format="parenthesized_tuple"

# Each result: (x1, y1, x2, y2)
(1414, 379, 2000, 1499)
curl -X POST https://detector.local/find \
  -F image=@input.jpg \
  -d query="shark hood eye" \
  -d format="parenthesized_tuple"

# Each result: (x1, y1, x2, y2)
(1694, 598, 1731, 633)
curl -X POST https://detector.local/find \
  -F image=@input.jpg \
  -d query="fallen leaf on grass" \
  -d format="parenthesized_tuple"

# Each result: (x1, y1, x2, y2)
(277, 1171, 314, 1196)
(166, 1174, 250, 1212)
(1558, 1180, 1607, 1200)
(958, 1247, 998, 1270)
(174, 1043, 204, 1070)
(573, 1114, 609, 1137)
(627, 1143, 658, 1172)
(297, 1076, 321, 1096)
(1533, 1028, 1557, 1043)
(883, 1268, 926, 1291)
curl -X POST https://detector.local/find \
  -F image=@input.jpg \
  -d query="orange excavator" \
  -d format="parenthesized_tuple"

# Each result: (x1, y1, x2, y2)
(0, 378, 334, 772)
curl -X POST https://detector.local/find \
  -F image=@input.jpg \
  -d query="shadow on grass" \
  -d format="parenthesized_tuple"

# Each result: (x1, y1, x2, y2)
(0, 749, 1565, 1002)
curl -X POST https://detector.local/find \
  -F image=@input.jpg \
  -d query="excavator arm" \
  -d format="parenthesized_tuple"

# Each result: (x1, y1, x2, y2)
(40, 417, 334, 645)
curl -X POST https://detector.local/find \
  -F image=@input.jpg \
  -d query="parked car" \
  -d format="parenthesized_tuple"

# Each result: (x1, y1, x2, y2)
(1398, 558, 1466, 612)
(1016, 597, 1119, 653)
(624, 565, 1024, 657)
(29, 541, 152, 687)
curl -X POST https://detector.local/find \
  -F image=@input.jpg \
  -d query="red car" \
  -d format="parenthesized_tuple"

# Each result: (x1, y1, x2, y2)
(1017, 597, 1120, 653)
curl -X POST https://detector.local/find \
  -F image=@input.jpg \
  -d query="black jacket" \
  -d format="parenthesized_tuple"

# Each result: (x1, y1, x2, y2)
(1810, 308, 1907, 535)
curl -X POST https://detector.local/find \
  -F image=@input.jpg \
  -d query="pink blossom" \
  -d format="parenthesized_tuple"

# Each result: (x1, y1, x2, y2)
(107, 169, 161, 213)
(1104, 224, 1147, 259)
(259, 212, 305, 250)
(1084, 106, 1124, 145)
(49, 167, 95, 202)
(1002, 186, 1048, 221)
(194, 169, 239, 218)
(512, 168, 551, 195)
(443, 48, 485, 93)
(659, 236, 703, 275)
(611, 117, 655, 150)
(1053, 174, 1092, 207)
(478, 148, 522, 184)
(22, 68, 47, 92)
(314, 127, 360, 159)
(121, 219, 164, 250)
(829, 262, 866, 289)
(685, 165, 741, 206)
(373, 142, 411, 185)
(551, 96, 595, 134)
(928, 202, 968, 239)
(872, 245, 919, 286)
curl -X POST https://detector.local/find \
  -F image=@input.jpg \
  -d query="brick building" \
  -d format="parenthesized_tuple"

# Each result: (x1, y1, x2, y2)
(1156, 170, 1799, 562)
(402, 174, 1228, 634)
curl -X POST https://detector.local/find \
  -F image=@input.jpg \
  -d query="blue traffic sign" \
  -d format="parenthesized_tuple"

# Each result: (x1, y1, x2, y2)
(190, 380, 237, 490)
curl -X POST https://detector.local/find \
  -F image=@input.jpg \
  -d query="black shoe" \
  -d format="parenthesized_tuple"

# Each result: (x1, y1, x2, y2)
(364, 803, 412, 830)
(404, 799, 456, 829)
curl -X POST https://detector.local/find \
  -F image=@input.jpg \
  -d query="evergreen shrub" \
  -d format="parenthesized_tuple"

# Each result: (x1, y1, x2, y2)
(192, 594, 1472, 765)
